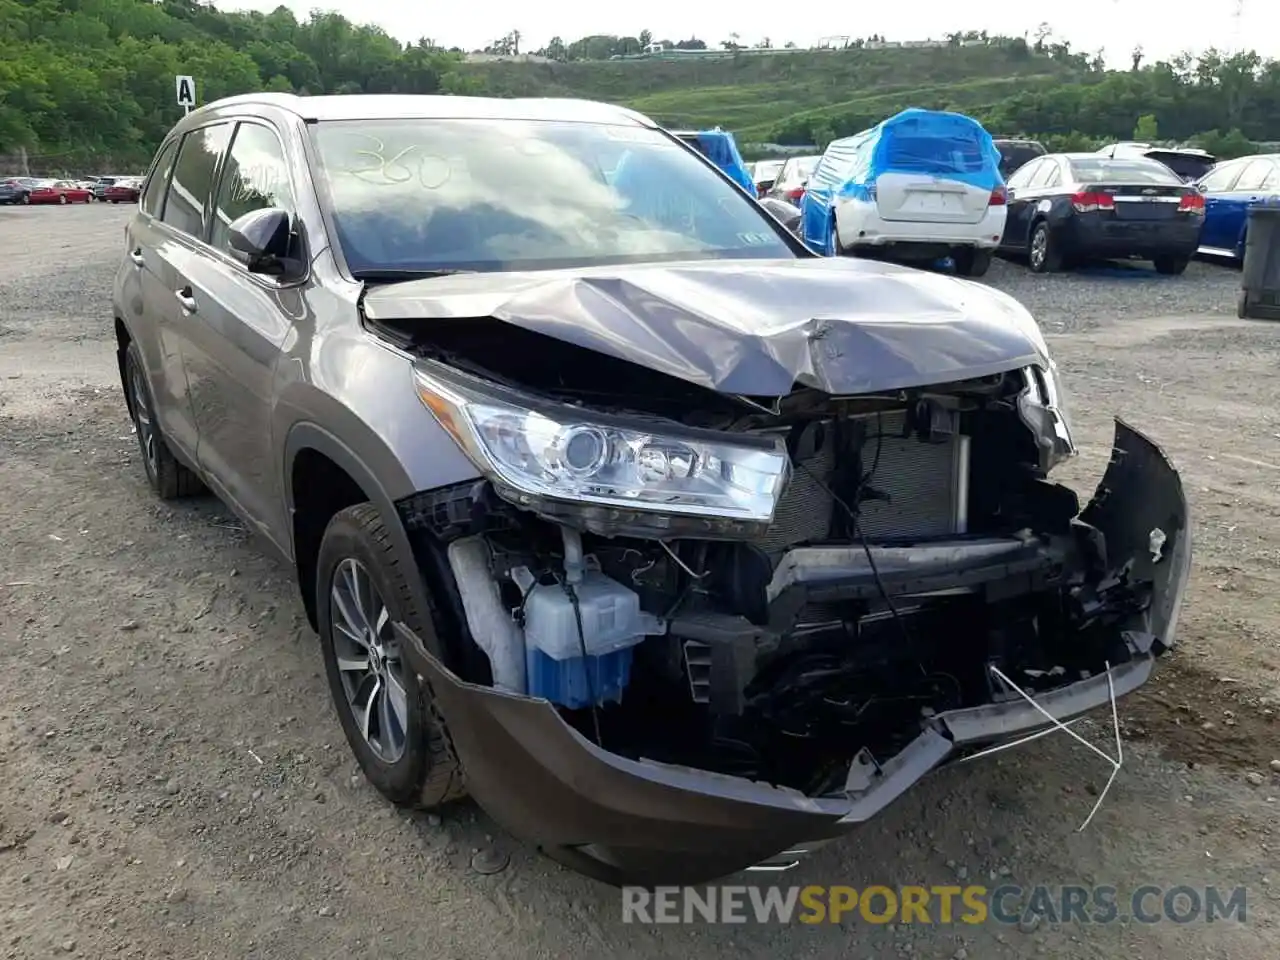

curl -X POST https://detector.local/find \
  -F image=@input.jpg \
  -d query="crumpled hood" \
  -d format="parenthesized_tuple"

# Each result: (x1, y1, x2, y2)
(360, 257, 1050, 397)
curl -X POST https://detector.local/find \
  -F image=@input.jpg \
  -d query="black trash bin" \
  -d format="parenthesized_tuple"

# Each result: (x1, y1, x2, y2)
(1238, 203, 1280, 320)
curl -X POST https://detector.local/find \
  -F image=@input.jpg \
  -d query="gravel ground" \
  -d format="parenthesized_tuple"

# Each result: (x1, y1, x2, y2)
(1, 203, 1278, 959)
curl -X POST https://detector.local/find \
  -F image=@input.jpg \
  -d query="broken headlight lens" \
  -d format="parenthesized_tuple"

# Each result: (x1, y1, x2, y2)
(1018, 361, 1076, 473)
(412, 362, 790, 522)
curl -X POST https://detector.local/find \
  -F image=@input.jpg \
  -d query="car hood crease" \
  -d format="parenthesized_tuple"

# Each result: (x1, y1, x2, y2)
(361, 258, 1050, 396)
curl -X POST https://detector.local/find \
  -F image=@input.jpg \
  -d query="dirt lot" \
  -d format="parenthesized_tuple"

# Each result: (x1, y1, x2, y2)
(1, 203, 1278, 959)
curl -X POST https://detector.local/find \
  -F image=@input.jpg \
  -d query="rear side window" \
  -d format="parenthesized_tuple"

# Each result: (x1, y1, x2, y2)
(1005, 158, 1042, 189)
(1199, 161, 1244, 193)
(1232, 159, 1274, 192)
(209, 122, 296, 253)
(1028, 161, 1059, 188)
(162, 122, 233, 238)
(141, 140, 179, 218)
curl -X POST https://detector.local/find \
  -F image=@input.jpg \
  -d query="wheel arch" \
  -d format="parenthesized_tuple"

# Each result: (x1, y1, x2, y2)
(282, 421, 451, 665)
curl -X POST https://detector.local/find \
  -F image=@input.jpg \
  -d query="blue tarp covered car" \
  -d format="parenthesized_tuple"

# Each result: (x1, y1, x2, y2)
(799, 108, 1008, 276)
(672, 128, 758, 196)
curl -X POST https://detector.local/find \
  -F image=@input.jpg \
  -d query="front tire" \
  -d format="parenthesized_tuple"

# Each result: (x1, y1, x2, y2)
(58, 194, 67, 205)
(1153, 254, 1190, 276)
(825, 218, 841, 257)
(123, 340, 204, 500)
(953, 247, 993, 278)
(1028, 221, 1062, 273)
(316, 504, 466, 810)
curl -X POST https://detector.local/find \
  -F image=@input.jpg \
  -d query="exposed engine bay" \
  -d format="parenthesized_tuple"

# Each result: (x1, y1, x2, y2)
(383, 314, 1167, 800)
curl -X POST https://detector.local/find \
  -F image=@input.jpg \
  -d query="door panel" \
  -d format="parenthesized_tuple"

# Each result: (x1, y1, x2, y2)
(180, 120, 301, 548)
(180, 255, 295, 548)
(1198, 159, 1249, 251)
(122, 218, 200, 462)
(153, 122, 235, 463)
(1001, 159, 1043, 250)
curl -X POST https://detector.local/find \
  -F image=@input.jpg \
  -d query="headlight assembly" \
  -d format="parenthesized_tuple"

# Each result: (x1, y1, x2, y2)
(411, 360, 790, 529)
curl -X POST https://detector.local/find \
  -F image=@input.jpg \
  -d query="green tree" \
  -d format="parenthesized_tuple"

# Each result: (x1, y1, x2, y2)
(1133, 113, 1159, 141)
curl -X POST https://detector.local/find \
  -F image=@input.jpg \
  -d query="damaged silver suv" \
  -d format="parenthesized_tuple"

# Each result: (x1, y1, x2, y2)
(113, 93, 1190, 886)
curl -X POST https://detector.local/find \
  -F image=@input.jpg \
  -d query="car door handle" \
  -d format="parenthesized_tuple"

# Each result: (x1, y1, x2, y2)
(129, 248, 144, 267)
(174, 287, 197, 314)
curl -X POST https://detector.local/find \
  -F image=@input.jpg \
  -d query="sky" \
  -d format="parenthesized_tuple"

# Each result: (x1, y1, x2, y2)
(214, 0, 1276, 69)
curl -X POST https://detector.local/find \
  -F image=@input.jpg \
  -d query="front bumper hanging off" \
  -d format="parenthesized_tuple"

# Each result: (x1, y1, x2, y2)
(398, 419, 1191, 887)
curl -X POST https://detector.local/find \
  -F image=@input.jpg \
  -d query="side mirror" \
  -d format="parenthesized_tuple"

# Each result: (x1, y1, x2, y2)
(228, 207, 294, 276)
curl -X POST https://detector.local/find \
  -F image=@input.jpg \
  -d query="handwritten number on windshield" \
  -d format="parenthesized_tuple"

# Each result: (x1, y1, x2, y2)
(337, 134, 452, 189)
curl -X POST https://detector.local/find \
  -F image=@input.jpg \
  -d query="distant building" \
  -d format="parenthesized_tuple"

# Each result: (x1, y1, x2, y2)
(463, 52, 554, 64)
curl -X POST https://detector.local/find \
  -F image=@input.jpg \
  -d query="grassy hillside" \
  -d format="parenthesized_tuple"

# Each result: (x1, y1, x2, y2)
(460, 43, 1272, 160)
(460, 44, 1089, 137)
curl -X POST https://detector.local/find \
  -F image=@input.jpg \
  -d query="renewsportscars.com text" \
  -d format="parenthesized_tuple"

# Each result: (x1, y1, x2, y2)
(621, 884, 1248, 925)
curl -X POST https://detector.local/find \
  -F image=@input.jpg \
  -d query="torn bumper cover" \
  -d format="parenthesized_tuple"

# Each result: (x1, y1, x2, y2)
(397, 419, 1190, 886)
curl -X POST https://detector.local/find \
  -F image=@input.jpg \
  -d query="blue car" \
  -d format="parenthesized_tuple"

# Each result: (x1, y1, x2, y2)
(1197, 153, 1280, 263)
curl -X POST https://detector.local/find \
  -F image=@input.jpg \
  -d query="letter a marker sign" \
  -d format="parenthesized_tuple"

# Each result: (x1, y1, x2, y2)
(176, 75, 196, 114)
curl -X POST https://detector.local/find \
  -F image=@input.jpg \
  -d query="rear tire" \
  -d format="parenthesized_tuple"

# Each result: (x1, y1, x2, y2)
(953, 248, 993, 278)
(58, 194, 67, 205)
(316, 504, 467, 810)
(1028, 221, 1062, 273)
(1153, 254, 1190, 276)
(123, 340, 205, 500)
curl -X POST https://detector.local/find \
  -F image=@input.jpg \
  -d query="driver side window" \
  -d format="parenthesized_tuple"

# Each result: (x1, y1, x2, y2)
(209, 121, 295, 255)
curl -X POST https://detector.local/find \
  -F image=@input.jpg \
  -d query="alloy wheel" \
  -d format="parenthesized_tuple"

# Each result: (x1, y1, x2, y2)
(329, 558, 409, 764)
(1030, 228, 1047, 270)
(127, 360, 158, 480)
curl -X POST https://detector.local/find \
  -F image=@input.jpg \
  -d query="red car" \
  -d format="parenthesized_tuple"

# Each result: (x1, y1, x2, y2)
(27, 179, 93, 204)
(103, 178, 142, 203)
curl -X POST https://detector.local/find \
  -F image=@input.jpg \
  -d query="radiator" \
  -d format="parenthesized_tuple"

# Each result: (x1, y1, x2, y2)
(754, 410, 969, 553)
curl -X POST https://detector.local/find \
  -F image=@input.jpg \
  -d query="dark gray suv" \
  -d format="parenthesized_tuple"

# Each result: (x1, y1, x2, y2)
(113, 93, 1190, 886)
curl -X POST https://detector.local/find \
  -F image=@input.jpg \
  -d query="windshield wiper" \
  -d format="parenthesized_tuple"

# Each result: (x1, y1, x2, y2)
(351, 268, 475, 282)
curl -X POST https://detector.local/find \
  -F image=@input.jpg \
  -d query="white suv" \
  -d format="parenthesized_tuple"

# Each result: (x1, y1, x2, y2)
(804, 119, 1009, 277)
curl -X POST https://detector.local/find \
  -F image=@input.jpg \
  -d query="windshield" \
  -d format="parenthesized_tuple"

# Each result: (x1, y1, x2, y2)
(755, 160, 785, 180)
(308, 118, 794, 275)
(1069, 158, 1181, 185)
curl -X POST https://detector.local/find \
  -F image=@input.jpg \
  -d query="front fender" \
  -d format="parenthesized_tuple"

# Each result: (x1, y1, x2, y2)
(273, 336, 481, 658)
